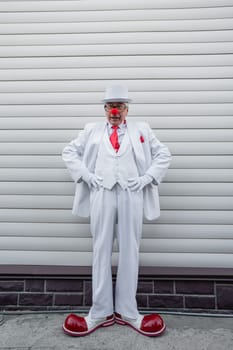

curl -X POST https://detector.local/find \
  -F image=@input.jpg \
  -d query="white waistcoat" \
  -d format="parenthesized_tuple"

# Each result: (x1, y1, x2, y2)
(94, 128, 139, 190)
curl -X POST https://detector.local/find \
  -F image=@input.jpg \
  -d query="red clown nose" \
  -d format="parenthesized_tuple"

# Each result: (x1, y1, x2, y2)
(111, 108, 119, 115)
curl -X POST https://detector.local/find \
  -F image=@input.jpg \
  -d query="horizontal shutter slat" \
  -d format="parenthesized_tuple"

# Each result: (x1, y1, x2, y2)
(0, 168, 232, 182)
(2, 91, 233, 104)
(1, 105, 233, 117)
(1, 142, 233, 155)
(1, 237, 233, 254)
(0, 0, 233, 11)
(0, 251, 232, 268)
(1, 19, 233, 33)
(1, 42, 233, 57)
(1, 30, 233, 44)
(1, 78, 233, 92)
(1, 129, 233, 142)
(0, 155, 232, 168)
(1, 222, 232, 239)
(1, 195, 233, 210)
(1, 67, 233, 80)
(0, 209, 232, 224)
(1, 182, 233, 196)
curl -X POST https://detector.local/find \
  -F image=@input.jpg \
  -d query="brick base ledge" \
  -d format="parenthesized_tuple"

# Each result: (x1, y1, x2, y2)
(0, 274, 233, 314)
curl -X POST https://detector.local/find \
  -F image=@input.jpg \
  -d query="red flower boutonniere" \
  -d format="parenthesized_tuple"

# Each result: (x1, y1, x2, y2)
(140, 135, 144, 143)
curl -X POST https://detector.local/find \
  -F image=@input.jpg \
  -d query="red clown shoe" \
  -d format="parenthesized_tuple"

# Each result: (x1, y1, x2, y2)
(115, 312, 166, 337)
(63, 313, 115, 337)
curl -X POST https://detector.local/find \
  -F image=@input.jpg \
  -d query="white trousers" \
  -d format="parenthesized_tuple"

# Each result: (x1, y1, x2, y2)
(88, 185, 143, 319)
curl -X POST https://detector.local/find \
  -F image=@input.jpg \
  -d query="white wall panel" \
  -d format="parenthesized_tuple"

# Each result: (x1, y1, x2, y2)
(1, 222, 233, 239)
(0, 0, 232, 270)
(1, 182, 233, 196)
(1, 117, 233, 130)
(2, 55, 233, 70)
(0, 0, 233, 11)
(0, 251, 233, 269)
(1, 19, 233, 34)
(1, 129, 233, 142)
(2, 7, 233, 23)
(1, 104, 233, 117)
(0, 209, 233, 225)
(0, 155, 232, 169)
(2, 91, 233, 104)
(1, 142, 233, 155)
(1, 31, 233, 45)
(2, 67, 233, 80)
(0, 169, 232, 183)
(1, 237, 233, 254)
(1, 78, 233, 92)
(2, 42, 233, 56)
(1, 195, 233, 210)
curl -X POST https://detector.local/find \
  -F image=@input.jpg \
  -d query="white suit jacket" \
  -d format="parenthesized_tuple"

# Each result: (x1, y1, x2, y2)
(62, 121, 172, 220)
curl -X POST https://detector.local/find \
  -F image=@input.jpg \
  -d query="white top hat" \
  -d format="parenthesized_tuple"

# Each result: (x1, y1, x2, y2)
(102, 84, 132, 103)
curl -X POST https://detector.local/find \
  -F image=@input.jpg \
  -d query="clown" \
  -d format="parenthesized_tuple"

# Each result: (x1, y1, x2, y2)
(62, 84, 172, 337)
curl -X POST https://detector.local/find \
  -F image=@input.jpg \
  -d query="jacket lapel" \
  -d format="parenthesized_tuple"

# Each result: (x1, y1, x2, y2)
(116, 128, 128, 156)
(127, 122, 146, 175)
(104, 125, 121, 154)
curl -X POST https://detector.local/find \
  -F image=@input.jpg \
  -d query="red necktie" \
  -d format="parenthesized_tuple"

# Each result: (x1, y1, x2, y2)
(110, 126, 120, 152)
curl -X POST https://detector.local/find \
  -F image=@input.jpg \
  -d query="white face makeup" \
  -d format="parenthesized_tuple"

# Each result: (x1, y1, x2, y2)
(104, 102, 128, 126)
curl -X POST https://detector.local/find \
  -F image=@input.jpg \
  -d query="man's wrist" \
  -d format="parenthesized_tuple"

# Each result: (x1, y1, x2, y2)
(143, 174, 153, 184)
(80, 166, 91, 183)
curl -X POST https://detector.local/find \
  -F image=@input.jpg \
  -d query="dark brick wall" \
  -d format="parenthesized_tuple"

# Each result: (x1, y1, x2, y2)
(0, 276, 233, 313)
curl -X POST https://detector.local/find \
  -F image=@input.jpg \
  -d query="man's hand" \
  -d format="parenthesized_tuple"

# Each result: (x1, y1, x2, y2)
(128, 174, 153, 191)
(81, 167, 103, 190)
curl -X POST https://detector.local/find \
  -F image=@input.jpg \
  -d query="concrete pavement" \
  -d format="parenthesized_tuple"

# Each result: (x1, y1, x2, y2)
(0, 312, 233, 350)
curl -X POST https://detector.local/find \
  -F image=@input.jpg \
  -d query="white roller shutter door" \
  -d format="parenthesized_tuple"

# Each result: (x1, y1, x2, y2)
(0, 0, 232, 270)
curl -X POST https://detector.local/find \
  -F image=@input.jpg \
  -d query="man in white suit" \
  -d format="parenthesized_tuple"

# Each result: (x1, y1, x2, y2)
(62, 84, 171, 337)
